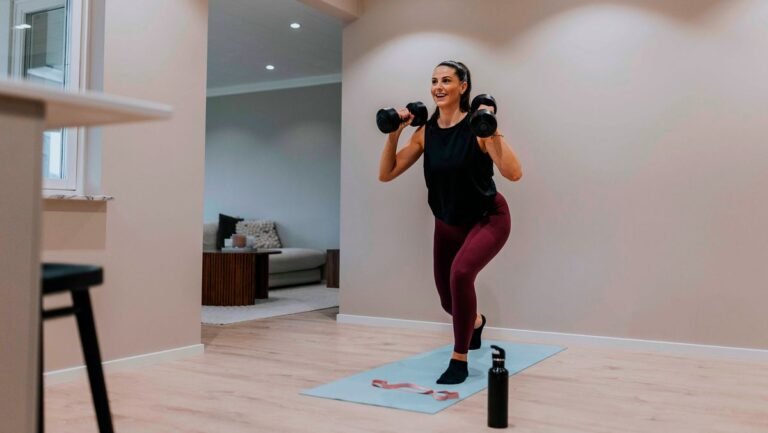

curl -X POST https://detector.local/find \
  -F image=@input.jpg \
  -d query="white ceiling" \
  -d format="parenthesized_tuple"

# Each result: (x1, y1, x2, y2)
(207, 0, 342, 91)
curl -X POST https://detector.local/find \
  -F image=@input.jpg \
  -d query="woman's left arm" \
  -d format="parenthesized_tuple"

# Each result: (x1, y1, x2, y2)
(480, 131, 523, 182)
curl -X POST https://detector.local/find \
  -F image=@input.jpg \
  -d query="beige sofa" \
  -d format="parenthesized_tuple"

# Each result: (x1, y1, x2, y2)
(203, 223, 326, 288)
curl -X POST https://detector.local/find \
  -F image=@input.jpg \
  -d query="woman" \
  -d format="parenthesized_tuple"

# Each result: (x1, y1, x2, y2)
(378, 60, 523, 384)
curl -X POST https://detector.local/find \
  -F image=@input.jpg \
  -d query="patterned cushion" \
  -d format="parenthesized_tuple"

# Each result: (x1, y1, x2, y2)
(236, 219, 282, 248)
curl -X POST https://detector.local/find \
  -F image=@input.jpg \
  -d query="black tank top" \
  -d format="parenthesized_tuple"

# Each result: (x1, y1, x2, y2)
(423, 114, 497, 225)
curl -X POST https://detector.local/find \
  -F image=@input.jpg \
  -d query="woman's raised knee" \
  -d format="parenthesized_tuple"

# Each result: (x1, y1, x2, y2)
(450, 266, 476, 289)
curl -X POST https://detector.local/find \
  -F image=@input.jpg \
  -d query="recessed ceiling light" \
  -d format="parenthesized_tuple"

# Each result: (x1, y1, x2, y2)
(265, 65, 275, 70)
(290, 22, 301, 29)
(14, 24, 31, 30)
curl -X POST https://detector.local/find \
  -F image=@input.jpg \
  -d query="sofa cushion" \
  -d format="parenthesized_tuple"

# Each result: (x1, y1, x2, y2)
(216, 213, 243, 250)
(268, 248, 325, 273)
(269, 268, 322, 288)
(236, 219, 282, 248)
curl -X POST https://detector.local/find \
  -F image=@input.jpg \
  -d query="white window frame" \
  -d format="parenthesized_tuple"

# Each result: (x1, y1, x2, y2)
(10, 0, 88, 192)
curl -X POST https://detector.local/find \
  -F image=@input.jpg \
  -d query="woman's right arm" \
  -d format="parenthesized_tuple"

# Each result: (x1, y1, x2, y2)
(378, 117, 425, 182)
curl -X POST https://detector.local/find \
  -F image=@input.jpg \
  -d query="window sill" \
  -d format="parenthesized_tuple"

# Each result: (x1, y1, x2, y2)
(43, 194, 114, 201)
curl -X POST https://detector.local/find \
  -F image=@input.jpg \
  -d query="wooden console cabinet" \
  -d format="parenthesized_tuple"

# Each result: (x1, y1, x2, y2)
(202, 250, 279, 305)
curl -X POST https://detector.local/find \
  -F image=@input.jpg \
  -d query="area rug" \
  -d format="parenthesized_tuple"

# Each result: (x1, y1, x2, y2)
(201, 284, 338, 325)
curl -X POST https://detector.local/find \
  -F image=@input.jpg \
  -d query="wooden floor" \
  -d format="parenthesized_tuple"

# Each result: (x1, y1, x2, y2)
(45, 308, 768, 433)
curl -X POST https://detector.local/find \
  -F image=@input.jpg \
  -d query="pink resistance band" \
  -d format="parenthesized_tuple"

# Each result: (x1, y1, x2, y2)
(371, 380, 460, 401)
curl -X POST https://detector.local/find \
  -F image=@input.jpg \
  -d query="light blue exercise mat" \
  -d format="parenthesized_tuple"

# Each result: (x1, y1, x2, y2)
(301, 341, 565, 414)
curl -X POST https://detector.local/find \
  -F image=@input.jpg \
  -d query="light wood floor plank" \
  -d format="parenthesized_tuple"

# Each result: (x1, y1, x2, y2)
(44, 308, 768, 432)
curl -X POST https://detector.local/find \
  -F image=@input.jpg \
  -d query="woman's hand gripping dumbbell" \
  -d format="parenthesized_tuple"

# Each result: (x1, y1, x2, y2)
(469, 94, 498, 138)
(376, 101, 429, 134)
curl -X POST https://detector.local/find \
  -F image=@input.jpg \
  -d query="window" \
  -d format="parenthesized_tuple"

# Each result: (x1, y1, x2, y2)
(1, 0, 87, 192)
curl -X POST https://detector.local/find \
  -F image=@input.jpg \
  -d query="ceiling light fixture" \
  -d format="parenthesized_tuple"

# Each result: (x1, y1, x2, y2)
(14, 24, 31, 30)
(265, 65, 275, 70)
(290, 22, 301, 29)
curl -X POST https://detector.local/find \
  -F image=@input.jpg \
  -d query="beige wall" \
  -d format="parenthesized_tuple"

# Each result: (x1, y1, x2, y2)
(41, 0, 208, 370)
(340, 0, 768, 349)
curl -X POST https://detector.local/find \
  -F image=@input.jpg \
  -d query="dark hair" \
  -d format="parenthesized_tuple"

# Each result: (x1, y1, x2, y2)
(429, 60, 472, 124)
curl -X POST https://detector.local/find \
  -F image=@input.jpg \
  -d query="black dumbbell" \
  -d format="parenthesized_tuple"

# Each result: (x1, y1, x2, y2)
(376, 102, 428, 133)
(470, 94, 498, 138)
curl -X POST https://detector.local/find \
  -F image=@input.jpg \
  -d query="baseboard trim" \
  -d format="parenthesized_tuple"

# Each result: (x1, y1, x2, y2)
(336, 314, 768, 362)
(44, 344, 205, 386)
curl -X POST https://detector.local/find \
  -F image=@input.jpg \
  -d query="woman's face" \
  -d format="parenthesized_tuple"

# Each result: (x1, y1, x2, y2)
(431, 66, 466, 109)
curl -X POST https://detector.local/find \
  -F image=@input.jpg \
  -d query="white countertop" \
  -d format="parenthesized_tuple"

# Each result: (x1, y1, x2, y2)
(0, 79, 172, 128)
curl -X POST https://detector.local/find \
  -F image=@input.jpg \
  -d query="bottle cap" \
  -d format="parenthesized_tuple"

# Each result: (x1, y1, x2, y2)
(491, 345, 506, 365)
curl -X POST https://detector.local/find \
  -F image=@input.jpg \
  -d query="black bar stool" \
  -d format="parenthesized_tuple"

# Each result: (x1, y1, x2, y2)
(40, 263, 115, 433)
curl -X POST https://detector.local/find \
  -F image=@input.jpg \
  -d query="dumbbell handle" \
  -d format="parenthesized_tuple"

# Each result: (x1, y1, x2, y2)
(396, 108, 414, 122)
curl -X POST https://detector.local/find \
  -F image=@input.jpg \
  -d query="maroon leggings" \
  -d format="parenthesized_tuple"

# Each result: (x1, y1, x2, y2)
(433, 193, 511, 354)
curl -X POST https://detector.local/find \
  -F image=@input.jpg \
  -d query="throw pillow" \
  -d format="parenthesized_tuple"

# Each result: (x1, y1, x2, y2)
(216, 213, 243, 250)
(236, 219, 282, 248)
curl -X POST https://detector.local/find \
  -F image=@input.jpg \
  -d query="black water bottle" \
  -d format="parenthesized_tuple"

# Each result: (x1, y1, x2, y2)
(488, 345, 509, 428)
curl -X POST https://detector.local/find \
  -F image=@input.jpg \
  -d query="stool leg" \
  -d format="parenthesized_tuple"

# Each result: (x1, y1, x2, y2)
(38, 304, 44, 433)
(71, 290, 115, 433)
